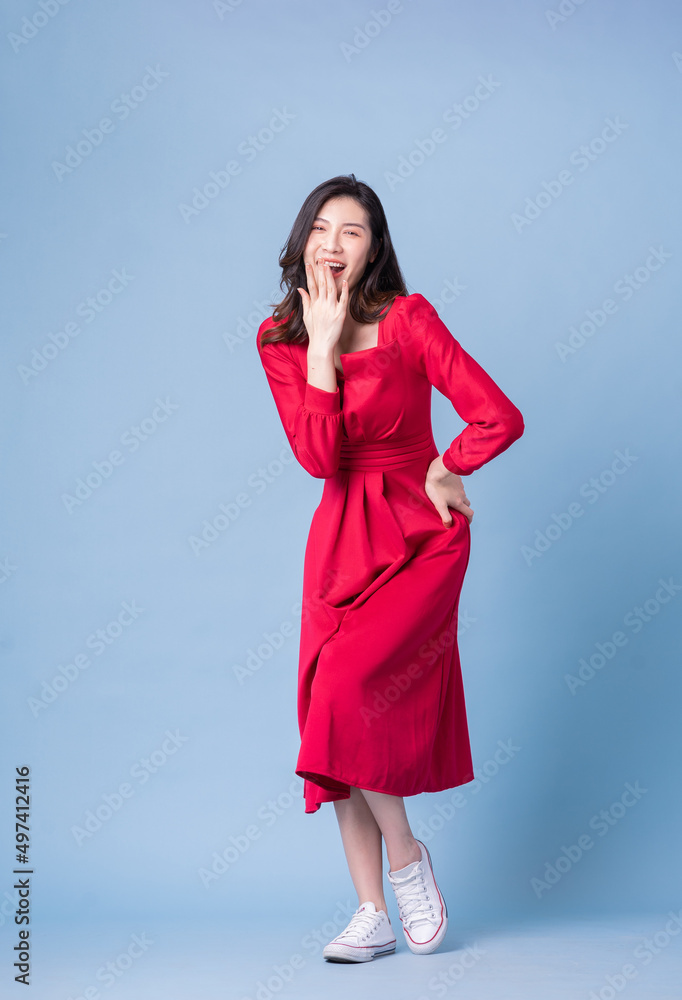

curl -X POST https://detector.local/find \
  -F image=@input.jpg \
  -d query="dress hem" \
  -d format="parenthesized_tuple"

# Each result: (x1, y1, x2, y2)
(296, 765, 477, 812)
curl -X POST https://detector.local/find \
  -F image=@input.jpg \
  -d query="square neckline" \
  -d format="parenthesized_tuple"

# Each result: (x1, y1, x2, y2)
(334, 297, 397, 377)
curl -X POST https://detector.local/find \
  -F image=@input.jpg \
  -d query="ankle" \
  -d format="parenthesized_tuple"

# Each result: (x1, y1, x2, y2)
(361, 897, 388, 915)
(387, 837, 421, 873)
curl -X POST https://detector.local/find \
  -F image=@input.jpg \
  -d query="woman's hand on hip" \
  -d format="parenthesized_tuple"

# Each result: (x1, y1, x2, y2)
(425, 455, 474, 526)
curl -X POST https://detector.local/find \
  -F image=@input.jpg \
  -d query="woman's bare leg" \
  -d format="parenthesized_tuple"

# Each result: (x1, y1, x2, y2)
(358, 788, 422, 872)
(333, 786, 423, 915)
(333, 787, 388, 914)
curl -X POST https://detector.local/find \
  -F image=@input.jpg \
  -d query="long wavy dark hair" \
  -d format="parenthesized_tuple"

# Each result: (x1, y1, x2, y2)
(260, 174, 408, 345)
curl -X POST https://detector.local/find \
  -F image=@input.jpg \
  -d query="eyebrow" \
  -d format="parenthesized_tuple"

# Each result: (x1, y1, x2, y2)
(313, 216, 367, 230)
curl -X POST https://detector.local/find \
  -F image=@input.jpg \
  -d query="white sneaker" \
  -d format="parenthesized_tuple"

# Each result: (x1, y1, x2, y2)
(387, 839, 448, 955)
(323, 901, 396, 963)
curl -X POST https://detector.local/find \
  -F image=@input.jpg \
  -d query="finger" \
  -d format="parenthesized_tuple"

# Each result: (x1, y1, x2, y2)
(303, 264, 313, 302)
(316, 258, 331, 302)
(326, 260, 339, 298)
(305, 262, 318, 301)
(322, 259, 335, 297)
(434, 500, 453, 527)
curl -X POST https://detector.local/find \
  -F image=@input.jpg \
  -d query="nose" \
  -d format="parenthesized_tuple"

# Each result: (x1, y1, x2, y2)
(321, 231, 342, 253)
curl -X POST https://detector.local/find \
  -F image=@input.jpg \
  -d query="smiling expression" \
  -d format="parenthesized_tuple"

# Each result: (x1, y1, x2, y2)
(303, 196, 378, 294)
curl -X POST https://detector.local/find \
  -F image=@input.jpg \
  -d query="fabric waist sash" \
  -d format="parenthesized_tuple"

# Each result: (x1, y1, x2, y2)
(338, 430, 437, 472)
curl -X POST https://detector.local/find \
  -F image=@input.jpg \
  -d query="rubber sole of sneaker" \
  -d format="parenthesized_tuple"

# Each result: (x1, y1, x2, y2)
(323, 941, 396, 963)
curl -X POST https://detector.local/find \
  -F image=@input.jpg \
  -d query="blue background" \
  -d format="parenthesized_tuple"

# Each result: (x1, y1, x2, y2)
(1, 1, 681, 997)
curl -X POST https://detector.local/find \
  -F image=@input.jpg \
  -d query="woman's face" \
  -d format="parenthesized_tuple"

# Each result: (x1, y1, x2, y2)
(303, 196, 377, 295)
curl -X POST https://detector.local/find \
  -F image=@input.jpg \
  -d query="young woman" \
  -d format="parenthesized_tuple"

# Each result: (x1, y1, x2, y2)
(256, 174, 524, 963)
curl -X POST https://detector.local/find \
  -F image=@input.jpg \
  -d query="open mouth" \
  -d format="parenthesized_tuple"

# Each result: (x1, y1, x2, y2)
(317, 258, 346, 274)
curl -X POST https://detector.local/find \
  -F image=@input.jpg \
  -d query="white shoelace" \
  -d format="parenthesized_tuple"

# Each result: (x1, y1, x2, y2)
(390, 863, 438, 928)
(336, 908, 384, 943)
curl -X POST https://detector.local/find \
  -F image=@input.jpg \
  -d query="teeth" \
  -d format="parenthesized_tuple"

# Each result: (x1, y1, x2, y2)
(320, 260, 344, 268)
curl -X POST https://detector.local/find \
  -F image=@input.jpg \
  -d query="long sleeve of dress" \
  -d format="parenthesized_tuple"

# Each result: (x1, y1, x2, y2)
(403, 293, 524, 475)
(256, 321, 344, 479)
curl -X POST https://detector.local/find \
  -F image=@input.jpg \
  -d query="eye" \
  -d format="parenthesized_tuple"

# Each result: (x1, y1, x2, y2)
(345, 230, 359, 237)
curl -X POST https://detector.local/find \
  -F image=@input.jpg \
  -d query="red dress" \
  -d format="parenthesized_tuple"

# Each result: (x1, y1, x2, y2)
(257, 293, 524, 813)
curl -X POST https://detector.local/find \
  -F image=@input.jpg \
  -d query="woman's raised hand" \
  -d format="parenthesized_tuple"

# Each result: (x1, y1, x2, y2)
(297, 260, 349, 355)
